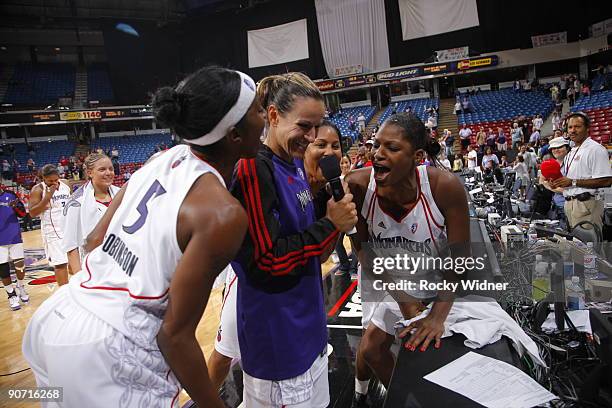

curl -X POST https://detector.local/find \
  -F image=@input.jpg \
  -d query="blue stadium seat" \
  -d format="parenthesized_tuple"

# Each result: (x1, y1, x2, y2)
(4, 63, 75, 106)
(90, 133, 173, 164)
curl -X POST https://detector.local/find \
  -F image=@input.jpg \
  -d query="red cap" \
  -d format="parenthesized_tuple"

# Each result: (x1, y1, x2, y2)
(540, 159, 562, 180)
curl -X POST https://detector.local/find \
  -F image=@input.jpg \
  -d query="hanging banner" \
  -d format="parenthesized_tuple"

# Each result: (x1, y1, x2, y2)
(531, 32, 567, 48)
(435, 46, 469, 63)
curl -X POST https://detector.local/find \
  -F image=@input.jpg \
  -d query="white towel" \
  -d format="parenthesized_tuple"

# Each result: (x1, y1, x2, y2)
(395, 295, 546, 367)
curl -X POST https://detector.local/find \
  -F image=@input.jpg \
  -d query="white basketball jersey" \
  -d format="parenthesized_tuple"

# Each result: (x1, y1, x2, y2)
(39, 181, 71, 241)
(69, 144, 224, 349)
(362, 165, 447, 256)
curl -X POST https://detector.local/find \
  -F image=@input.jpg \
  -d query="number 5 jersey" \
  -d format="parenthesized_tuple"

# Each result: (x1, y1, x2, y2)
(68, 144, 223, 348)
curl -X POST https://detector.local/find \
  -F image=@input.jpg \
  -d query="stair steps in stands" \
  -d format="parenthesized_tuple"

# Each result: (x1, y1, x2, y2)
(73, 66, 88, 108)
(438, 98, 461, 156)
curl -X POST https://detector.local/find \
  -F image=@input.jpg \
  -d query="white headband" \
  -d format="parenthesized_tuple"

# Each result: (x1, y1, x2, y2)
(188, 71, 257, 146)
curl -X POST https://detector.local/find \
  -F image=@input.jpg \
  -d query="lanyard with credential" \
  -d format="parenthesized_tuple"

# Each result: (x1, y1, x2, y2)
(563, 144, 580, 176)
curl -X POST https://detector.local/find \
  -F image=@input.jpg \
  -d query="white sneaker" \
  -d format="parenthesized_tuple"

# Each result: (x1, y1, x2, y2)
(17, 285, 29, 303)
(8, 294, 21, 311)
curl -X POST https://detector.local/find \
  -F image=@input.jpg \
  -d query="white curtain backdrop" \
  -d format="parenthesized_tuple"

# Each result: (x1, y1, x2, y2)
(315, 0, 390, 77)
(247, 19, 309, 68)
(398, 0, 479, 41)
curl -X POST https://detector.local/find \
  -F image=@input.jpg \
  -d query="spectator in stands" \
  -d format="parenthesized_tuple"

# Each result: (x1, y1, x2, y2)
(111, 146, 119, 160)
(567, 86, 576, 107)
(461, 97, 472, 113)
(467, 145, 478, 170)
(425, 113, 437, 131)
(470, 126, 483, 154)
(523, 79, 531, 92)
(550, 84, 559, 101)
(453, 153, 463, 172)
(529, 128, 540, 145)
(57, 163, 65, 178)
(26, 158, 35, 173)
(581, 83, 590, 97)
(111, 157, 120, 176)
(513, 156, 529, 199)
(541, 137, 570, 224)
(348, 115, 356, 131)
(497, 127, 507, 152)
(511, 122, 523, 150)
(60, 156, 69, 167)
(442, 129, 454, 158)
(486, 127, 497, 149)
(123, 170, 131, 182)
(459, 124, 472, 151)
(539, 137, 550, 158)
(499, 154, 509, 168)
(453, 100, 462, 115)
(520, 144, 538, 178)
(532, 114, 543, 132)
(513, 79, 521, 92)
(552, 111, 561, 131)
(357, 112, 366, 133)
(550, 113, 612, 231)
(438, 152, 451, 170)
(573, 76, 580, 95)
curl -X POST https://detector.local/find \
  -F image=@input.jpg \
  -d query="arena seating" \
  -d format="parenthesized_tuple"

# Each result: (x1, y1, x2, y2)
(90, 133, 173, 165)
(378, 98, 439, 124)
(572, 89, 612, 145)
(87, 64, 114, 103)
(329, 105, 376, 140)
(4, 63, 75, 106)
(455, 89, 554, 145)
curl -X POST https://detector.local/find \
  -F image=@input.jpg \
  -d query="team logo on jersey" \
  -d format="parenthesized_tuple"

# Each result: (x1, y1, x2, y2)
(171, 155, 187, 169)
(378, 221, 386, 229)
(411, 223, 418, 233)
(217, 327, 222, 342)
(297, 168, 305, 180)
(287, 176, 294, 184)
(296, 188, 313, 213)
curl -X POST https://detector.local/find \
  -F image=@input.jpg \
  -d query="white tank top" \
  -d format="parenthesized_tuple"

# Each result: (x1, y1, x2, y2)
(362, 165, 446, 251)
(69, 144, 224, 348)
(361, 166, 447, 299)
(39, 181, 71, 241)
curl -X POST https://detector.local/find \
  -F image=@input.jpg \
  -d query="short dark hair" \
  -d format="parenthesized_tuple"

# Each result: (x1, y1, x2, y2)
(41, 164, 58, 177)
(566, 111, 591, 128)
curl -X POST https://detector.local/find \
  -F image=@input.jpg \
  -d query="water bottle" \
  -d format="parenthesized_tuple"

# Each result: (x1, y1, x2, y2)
(566, 276, 586, 310)
(584, 242, 599, 281)
(532, 255, 550, 302)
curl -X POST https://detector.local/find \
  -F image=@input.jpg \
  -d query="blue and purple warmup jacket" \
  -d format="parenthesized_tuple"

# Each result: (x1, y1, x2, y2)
(0, 190, 24, 246)
(231, 145, 338, 381)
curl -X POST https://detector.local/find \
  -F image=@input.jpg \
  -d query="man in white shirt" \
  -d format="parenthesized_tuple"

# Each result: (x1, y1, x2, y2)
(467, 145, 478, 169)
(551, 112, 612, 231)
(532, 114, 543, 131)
(459, 124, 473, 151)
(357, 113, 366, 133)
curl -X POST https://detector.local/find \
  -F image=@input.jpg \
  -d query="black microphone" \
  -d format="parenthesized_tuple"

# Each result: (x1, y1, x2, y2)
(319, 155, 356, 235)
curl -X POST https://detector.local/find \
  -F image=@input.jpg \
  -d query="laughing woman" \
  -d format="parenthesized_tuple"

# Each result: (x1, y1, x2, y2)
(62, 152, 120, 273)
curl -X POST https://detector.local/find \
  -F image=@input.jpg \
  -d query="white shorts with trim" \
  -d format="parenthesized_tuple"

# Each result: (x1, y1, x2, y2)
(369, 295, 403, 335)
(0, 243, 24, 263)
(22, 285, 181, 408)
(214, 267, 240, 359)
(44, 238, 68, 266)
(242, 353, 329, 408)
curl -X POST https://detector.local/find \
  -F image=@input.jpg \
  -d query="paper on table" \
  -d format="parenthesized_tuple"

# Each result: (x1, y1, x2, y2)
(541, 310, 592, 334)
(424, 352, 557, 408)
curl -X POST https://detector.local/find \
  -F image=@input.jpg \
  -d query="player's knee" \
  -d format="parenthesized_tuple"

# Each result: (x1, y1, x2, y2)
(0, 262, 10, 279)
(361, 327, 389, 363)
